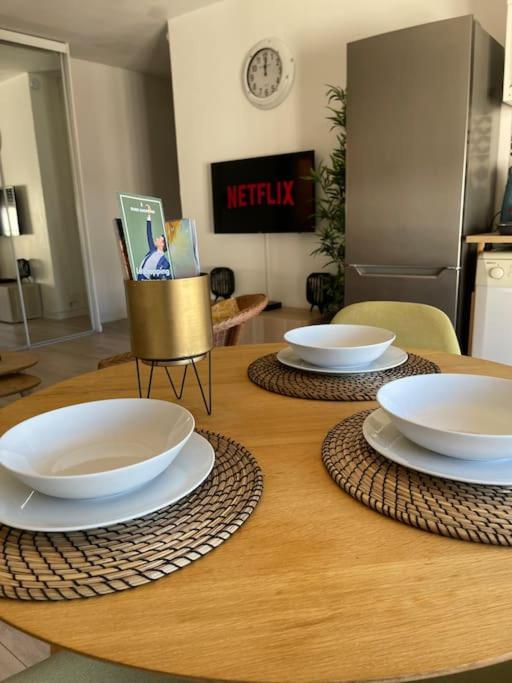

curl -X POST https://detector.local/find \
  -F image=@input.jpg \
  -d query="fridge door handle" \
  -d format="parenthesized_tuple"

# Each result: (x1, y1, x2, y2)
(345, 264, 461, 278)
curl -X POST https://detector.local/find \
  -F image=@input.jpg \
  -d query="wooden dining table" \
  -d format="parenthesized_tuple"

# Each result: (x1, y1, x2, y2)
(1, 343, 512, 683)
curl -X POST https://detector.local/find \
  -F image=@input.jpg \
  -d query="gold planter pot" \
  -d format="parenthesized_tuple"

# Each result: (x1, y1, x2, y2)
(125, 274, 213, 362)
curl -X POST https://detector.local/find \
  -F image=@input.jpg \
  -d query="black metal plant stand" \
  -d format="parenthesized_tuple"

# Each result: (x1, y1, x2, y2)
(135, 351, 212, 415)
(306, 272, 335, 313)
(210, 267, 235, 301)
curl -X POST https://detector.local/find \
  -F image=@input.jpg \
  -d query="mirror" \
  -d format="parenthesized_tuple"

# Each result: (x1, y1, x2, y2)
(0, 39, 92, 347)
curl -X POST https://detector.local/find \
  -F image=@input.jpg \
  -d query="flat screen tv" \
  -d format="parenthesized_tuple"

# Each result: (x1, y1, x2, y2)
(211, 150, 315, 234)
(0, 186, 22, 236)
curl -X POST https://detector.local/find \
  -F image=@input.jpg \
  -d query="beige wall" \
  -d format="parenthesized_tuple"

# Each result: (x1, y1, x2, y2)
(70, 59, 181, 323)
(168, 0, 510, 308)
(29, 70, 89, 319)
(0, 72, 56, 314)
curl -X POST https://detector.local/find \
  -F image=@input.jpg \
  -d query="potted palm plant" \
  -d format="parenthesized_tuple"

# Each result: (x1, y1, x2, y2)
(309, 85, 346, 313)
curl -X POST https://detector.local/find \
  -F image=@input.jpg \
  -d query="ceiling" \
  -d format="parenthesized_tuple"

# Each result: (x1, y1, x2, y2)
(0, 0, 221, 75)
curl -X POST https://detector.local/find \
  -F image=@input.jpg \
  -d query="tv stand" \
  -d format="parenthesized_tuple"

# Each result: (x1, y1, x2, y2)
(264, 300, 282, 311)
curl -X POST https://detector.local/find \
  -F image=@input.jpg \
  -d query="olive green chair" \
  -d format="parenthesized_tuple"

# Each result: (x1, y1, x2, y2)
(7, 651, 186, 682)
(7, 651, 512, 682)
(331, 301, 461, 354)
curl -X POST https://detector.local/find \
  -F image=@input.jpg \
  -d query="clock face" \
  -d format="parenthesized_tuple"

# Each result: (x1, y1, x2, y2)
(243, 39, 294, 109)
(247, 48, 282, 99)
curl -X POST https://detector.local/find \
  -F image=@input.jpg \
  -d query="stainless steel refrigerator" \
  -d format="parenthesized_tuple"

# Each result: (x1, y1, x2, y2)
(345, 15, 504, 349)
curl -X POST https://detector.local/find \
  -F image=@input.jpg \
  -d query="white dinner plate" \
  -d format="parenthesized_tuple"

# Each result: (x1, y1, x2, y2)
(363, 409, 512, 486)
(277, 345, 408, 375)
(0, 432, 214, 532)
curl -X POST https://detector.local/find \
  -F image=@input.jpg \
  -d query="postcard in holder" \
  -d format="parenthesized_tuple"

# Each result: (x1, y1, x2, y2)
(118, 193, 172, 280)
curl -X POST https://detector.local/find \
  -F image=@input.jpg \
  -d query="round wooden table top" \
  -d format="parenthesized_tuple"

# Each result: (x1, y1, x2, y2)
(1, 344, 512, 683)
(0, 351, 38, 377)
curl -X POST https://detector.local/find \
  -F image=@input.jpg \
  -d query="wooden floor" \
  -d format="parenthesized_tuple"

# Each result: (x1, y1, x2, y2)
(0, 622, 50, 678)
(0, 314, 92, 349)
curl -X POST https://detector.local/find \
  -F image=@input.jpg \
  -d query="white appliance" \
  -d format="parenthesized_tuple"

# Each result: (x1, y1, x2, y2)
(472, 252, 512, 363)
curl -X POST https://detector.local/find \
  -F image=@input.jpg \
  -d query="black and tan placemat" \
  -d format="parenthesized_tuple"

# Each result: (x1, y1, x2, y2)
(248, 352, 440, 401)
(322, 410, 512, 546)
(0, 430, 263, 601)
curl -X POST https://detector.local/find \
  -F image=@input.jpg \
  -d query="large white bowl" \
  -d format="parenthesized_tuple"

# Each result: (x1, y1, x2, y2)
(377, 374, 512, 460)
(284, 324, 396, 368)
(0, 398, 195, 499)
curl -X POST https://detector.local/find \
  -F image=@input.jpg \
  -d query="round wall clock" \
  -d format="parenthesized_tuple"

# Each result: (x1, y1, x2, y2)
(242, 38, 295, 109)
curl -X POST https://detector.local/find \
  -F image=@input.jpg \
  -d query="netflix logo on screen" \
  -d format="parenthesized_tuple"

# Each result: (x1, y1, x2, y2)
(227, 180, 295, 208)
(211, 151, 315, 234)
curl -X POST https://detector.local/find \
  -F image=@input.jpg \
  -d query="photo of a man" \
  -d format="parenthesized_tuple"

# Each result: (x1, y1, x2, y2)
(137, 207, 171, 280)
(118, 194, 172, 280)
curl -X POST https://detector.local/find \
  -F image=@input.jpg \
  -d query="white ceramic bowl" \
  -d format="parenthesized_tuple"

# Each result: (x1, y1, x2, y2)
(0, 398, 194, 499)
(377, 374, 512, 460)
(284, 324, 396, 368)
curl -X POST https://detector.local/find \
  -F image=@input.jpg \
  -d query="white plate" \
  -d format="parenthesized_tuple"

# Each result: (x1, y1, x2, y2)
(277, 345, 408, 375)
(0, 398, 195, 499)
(284, 324, 396, 368)
(0, 432, 214, 532)
(377, 374, 512, 460)
(363, 409, 512, 486)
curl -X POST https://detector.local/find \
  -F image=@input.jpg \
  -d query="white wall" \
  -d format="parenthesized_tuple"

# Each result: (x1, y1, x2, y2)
(168, 0, 510, 308)
(70, 59, 181, 322)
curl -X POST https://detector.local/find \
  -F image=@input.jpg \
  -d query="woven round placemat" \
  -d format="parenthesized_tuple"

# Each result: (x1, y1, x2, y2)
(248, 352, 440, 401)
(322, 410, 512, 546)
(0, 430, 263, 601)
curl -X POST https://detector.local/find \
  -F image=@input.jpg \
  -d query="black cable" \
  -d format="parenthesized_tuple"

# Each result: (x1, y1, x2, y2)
(489, 209, 501, 232)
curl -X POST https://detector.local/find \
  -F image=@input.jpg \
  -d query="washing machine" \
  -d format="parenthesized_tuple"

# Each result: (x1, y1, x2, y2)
(472, 251, 512, 364)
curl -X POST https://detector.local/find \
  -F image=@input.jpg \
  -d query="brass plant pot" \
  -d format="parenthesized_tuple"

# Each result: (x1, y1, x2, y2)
(125, 274, 213, 361)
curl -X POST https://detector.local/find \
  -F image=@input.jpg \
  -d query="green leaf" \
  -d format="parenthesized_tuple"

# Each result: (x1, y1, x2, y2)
(310, 85, 346, 307)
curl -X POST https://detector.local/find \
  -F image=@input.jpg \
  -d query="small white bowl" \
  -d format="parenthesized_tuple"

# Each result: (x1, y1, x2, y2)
(377, 374, 512, 460)
(0, 398, 194, 499)
(284, 324, 396, 368)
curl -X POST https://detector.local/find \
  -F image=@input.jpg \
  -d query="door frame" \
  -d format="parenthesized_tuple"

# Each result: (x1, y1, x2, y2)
(0, 27, 102, 334)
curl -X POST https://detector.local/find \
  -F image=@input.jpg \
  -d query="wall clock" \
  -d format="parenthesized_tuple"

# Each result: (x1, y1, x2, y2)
(242, 38, 295, 109)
